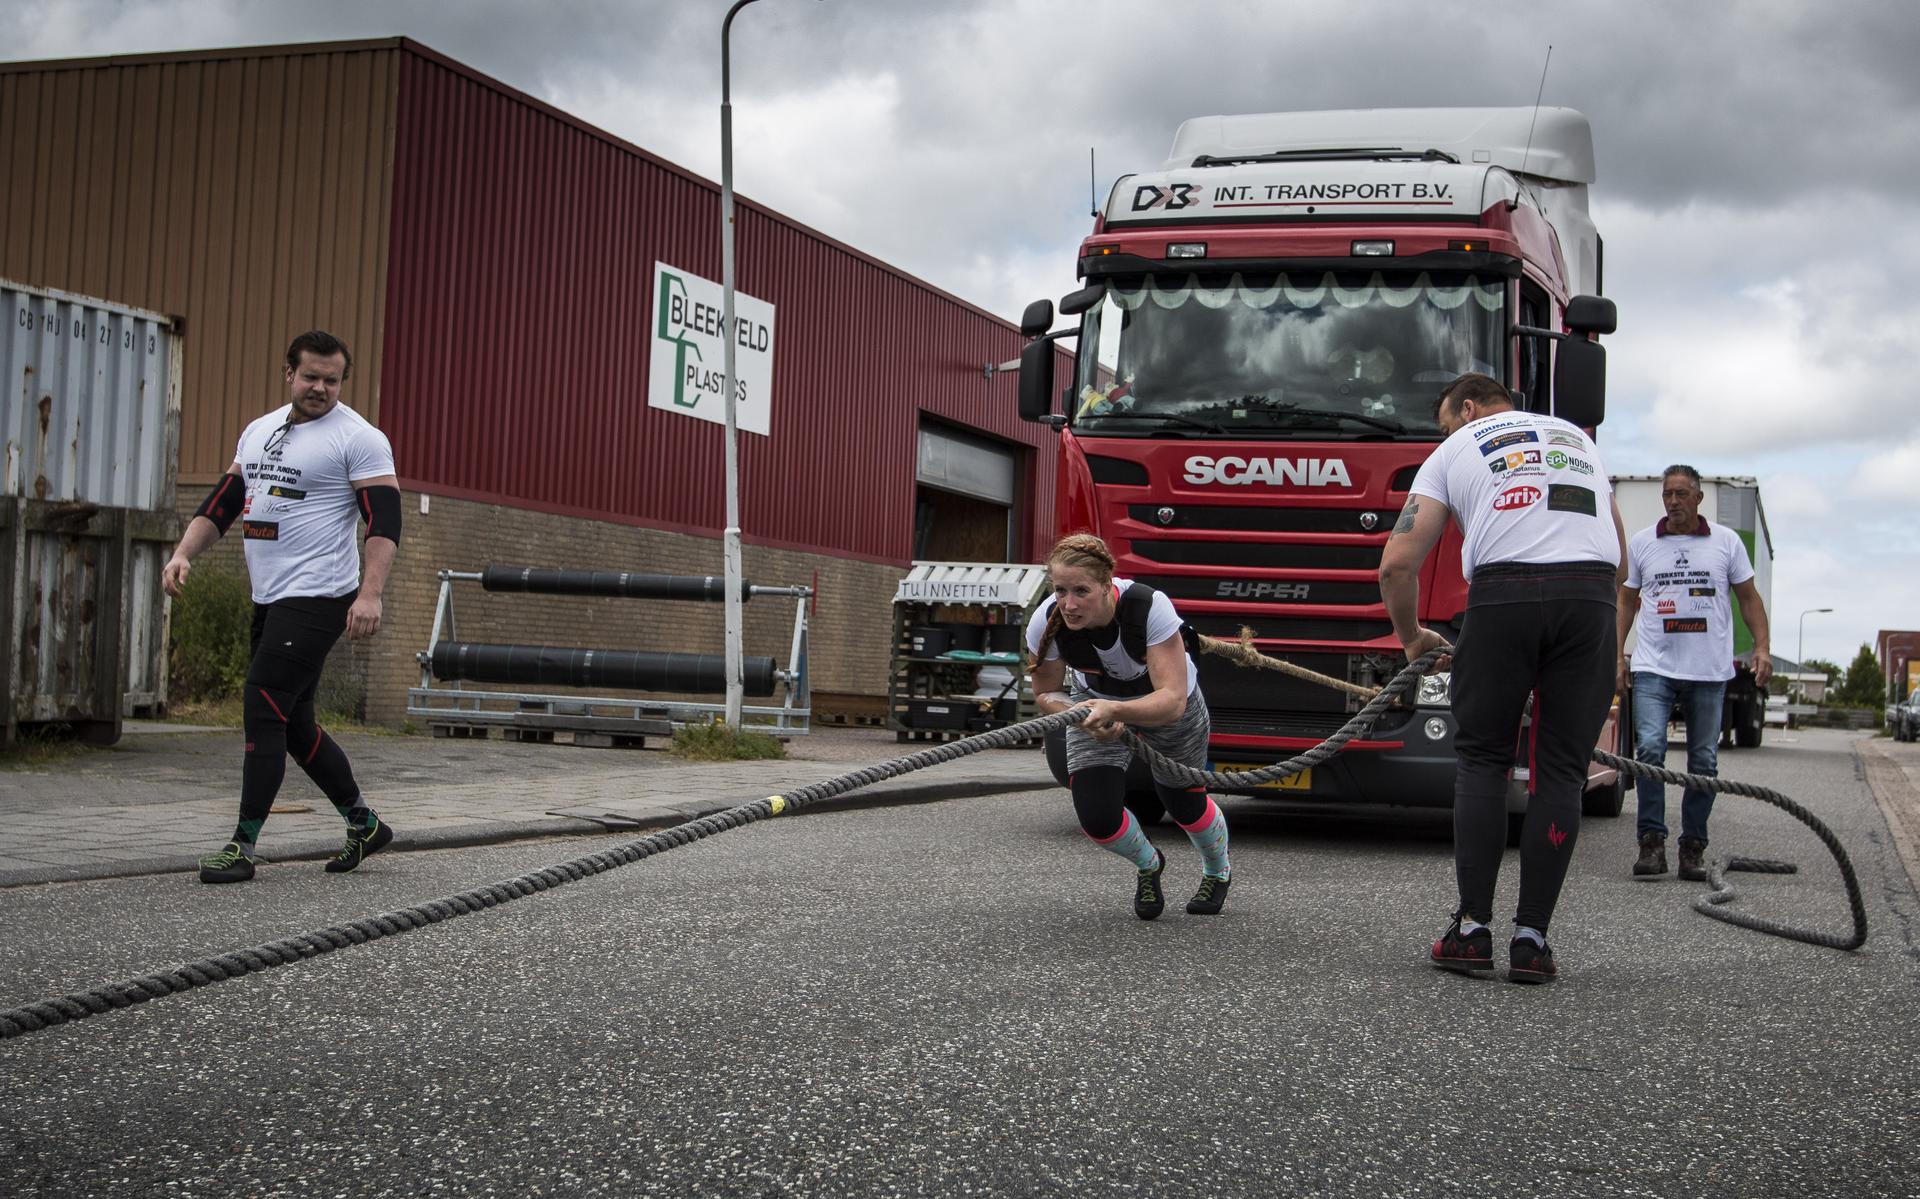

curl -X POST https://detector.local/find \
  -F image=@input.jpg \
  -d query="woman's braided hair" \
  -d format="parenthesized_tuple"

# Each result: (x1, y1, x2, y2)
(1032, 533, 1118, 668)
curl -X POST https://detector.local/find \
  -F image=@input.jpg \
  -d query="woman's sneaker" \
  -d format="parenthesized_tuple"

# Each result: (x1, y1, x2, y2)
(1133, 849, 1167, 920)
(1430, 914, 1494, 975)
(198, 842, 264, 884)
(1186, 874, 1231, 915)
(1507, 937, 1558, 985)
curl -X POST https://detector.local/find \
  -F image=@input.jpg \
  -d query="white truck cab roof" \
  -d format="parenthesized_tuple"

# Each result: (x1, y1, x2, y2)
(1107, 107, 1601, 297)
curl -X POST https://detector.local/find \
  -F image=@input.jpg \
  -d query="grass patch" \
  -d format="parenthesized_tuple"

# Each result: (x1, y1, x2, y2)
(169, 563, 253, 703)
(0, 727, 100, 772)
(164, 696, 413, 737)
(669, 718, 787, 762)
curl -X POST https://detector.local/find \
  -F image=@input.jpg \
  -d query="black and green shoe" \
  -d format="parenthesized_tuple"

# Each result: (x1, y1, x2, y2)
(199, 841, 264, 884)
(324, 816, 394, 874)
(1186, 874, 1232, 916)
(1133, 849, 1167, 921)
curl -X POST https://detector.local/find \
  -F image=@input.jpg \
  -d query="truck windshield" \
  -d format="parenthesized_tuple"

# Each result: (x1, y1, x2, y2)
(1073, 271, 1506, 438)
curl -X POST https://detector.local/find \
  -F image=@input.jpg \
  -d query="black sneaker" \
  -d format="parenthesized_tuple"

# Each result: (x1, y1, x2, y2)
(1186, 874, 1231, 915)
(1676, 837, 1708, 883)
(1507, 937, 1558, 985)
(1133, 849, 1167, 921)
(1633, 832, 1668, 877)
(325, 816, 394, 874)
(199, 841, 264, 884)
(1430, 914, 1494, 975)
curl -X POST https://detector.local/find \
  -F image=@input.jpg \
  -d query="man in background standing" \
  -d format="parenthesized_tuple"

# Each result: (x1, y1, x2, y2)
(1618, 465, 1772, 881)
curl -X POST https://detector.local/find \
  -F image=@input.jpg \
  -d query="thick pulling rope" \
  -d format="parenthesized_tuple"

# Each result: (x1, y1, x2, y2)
(1119, 646, 1869, 952)
(0, 718, 1071, 1042)
(0, 651, 1867, 1041)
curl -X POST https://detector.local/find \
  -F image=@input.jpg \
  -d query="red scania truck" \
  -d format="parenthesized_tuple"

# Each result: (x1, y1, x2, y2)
(1014, 107, 1626, 829)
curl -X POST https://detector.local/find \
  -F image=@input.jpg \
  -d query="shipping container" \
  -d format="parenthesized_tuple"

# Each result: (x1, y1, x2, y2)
(1, 279, 182, 746)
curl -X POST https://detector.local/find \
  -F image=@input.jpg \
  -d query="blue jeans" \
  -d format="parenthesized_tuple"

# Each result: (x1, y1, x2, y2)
(1631, 671, 1726, 845)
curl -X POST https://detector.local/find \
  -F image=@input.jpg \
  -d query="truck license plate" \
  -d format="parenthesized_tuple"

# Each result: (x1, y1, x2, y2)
(1212, 763, 1311, 791)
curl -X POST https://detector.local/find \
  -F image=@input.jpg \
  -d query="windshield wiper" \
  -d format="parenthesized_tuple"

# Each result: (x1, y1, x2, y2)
(1080, 410, 1227, 435)
(1226, 397, 1406, 434)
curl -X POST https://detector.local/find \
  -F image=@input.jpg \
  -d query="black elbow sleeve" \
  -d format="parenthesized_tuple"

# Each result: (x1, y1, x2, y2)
(194, 475, 245, 534)
(358, 485, 403, 545)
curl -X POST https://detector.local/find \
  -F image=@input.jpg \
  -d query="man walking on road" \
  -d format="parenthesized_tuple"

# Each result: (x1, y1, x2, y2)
(1378, 373, 1628, 984)
(162, 331, 403, 884)
(1618, 465, 1772, 881)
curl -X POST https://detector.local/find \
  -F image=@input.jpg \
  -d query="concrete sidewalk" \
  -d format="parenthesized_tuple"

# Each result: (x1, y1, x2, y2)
(0, 722, 1054, 888)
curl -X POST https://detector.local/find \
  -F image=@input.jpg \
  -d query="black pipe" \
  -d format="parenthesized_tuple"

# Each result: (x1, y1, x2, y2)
(479, 566, 749, 602)
(430, 642, 776, 696)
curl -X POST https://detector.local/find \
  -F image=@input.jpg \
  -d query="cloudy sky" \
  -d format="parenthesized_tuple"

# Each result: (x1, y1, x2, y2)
(12, 0, 1919, 670)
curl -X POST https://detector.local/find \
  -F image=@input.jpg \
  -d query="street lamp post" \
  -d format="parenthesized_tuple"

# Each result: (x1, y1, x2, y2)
(1797, 607, 1833, 701)
(718, 0, 762, 728)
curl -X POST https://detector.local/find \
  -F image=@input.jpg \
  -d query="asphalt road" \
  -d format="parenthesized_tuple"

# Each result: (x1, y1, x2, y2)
(0, 728, 1914, 1197)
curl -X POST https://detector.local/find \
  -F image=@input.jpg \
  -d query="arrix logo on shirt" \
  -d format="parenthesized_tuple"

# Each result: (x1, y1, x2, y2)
(1493, 486, 1541, 511)
(1182, 457, 1352, 487)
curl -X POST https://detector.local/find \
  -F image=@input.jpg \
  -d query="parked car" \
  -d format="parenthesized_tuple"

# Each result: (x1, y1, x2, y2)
(1892, 694, 1920, 742)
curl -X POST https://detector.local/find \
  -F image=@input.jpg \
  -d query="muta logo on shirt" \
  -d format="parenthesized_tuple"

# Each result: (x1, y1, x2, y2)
(1493, 485, 1541, 511)
(1182, 456, 1352, 487)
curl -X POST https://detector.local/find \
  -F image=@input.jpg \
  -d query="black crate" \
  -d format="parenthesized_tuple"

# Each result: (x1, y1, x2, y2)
(907, 626, 951, 658)
(904, 698, 973, 730)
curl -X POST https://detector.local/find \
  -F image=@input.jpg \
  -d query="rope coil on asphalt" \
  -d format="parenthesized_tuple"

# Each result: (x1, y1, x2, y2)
(1115, 646, 1869, 953)
(0, 647, 1867, 1042)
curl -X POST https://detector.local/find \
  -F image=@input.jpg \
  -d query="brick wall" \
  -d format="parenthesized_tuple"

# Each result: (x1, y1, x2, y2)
(173, 489, 907, 725)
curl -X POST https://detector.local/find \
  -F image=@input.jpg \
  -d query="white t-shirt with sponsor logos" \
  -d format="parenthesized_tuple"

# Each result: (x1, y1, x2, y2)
(1624, 520, 1754, 682)
(1408, 410, 1618, 581)
(233, 403, 396, 604)
(1025, 579, 1200, 699)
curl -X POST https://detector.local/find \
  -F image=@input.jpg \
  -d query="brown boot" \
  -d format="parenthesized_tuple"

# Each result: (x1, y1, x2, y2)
(1633, 831, 1668, 877)
(1676, 837, 1708, 882)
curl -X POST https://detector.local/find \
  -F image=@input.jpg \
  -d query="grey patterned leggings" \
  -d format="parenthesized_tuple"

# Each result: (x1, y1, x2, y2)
(1064, 689, 1212, 834)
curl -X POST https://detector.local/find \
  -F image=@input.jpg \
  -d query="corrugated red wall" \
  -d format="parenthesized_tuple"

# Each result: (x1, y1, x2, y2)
(379, 42, 1060, 565)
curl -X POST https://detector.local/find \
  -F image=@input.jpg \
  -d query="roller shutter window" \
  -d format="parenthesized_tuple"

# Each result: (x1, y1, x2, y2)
(916, 421, 1017, 505)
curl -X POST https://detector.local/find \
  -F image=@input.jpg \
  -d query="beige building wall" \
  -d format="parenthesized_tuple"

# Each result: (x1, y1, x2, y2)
(0, 41, 400, 487)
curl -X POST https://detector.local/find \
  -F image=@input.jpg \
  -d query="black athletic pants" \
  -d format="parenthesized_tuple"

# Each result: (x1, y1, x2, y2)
(1449, 561, 1617, 934)
(233, 593, 364, 844)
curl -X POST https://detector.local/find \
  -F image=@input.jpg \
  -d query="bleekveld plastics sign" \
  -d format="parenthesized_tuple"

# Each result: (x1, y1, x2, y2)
(649, 262, 776, 437)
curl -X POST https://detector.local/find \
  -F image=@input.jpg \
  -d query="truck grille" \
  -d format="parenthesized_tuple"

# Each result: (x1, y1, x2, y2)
(1187, 615, 1395, 642)
(1208, 708, 1356, 739)
(1135, 574, 1381, 606)
(1132, 539, 1382, 571)
(1127, 504, 1390, 534)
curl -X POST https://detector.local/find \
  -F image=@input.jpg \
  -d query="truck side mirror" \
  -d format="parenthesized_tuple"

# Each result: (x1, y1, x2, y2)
(1564, 295, 1617, 336)
(1554, 335, 1606, 427)
(1019, 299, 1054, 338)
(1059, 284, 1104, 317)
(1017, 338, 1056, 422)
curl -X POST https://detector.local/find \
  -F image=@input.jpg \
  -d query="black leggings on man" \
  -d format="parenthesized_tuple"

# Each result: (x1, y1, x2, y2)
(1449, 562, 1617, 934)
(233, 593, 367, 846)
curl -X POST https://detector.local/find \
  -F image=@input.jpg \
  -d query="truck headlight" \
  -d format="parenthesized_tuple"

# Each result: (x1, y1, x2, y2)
(1417, 671, 1452, 707)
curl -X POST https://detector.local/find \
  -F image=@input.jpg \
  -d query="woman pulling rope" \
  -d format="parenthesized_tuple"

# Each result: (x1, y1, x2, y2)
(1025, 533, 1235, 919)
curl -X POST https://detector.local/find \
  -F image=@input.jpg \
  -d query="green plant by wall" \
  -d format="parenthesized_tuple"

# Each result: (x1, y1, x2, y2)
(168, 563, 253, 703)
(669, 718, 787, 762)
